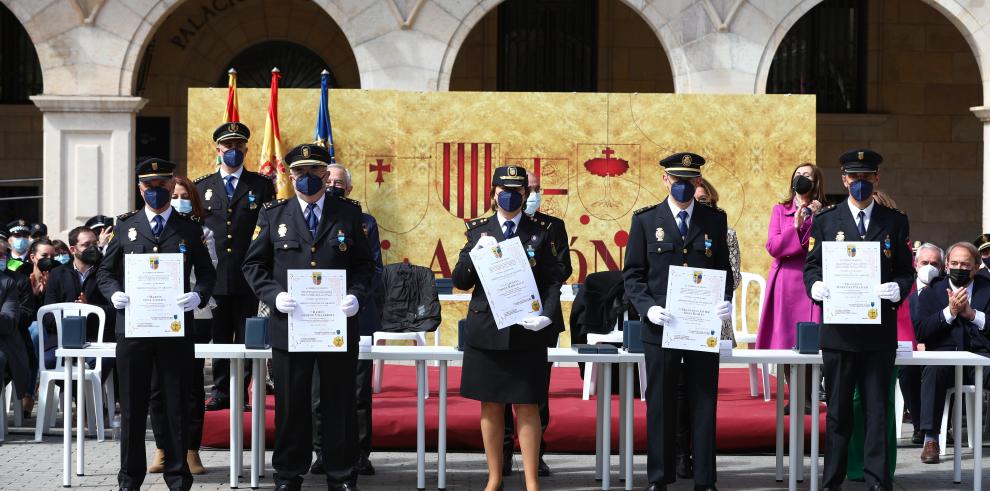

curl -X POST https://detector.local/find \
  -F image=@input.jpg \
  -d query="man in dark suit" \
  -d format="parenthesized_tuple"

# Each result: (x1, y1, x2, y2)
(243, 144, 374, 491)
(915, 241, 990, 463)
(499, 168, 573, 477)
(804, 149, 914, 491)
(195, 122, 276, 411)
(96, 158, 216, 491)
(622, 153, 734, 491)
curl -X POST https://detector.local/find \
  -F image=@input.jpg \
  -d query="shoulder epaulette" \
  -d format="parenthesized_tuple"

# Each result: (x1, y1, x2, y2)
(193, 173, 212, 183)
(698, 201, 726, 214)
(264, 198, 289, 210)
(525, 213, 552, 230)
(633, 204, 658, 215)
(815, 204, 837, 216)
(465, 217, 488, 230)
(117, 210, 139, 221)
(336, 196, 361, 209)
(175, 212, 201, 224)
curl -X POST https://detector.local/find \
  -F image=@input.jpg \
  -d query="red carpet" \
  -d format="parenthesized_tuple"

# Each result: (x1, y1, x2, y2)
(201, 365, 825, 451)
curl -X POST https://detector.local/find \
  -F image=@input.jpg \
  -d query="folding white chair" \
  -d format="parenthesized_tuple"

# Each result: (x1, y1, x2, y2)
(372, 331, 441, 397)
(4, 381, 22, 427)
(582, 315, 647, 402)
(939, 385, 977, 455)
(34, 303, 111, 442)
(733, 272, 771, 401)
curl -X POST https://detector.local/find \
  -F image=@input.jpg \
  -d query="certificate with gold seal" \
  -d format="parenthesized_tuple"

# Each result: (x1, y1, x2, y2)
(823, 241, 881, 324)
(469, 236, 543, 330)
(287, 269, 347, 352)
(124, 253, 185, 337)
(662, 266, 727, 353)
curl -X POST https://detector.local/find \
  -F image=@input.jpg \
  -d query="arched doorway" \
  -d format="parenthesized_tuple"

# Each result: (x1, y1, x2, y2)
(766, 0, 983, 247)
(133, 0, 359, 176)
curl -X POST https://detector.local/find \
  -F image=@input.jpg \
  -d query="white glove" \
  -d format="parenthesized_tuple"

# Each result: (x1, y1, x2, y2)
(473, 235, 499, 251)
(646, 305, 673, 326)
(517, 316, 552, 331)
(341, 294, 359, 317)
(176, 292, 201, 312)
(876, 282, 902, 302)
(715, 301, 732, 321)
(810, 281, 830, 301)
(110, 291, 130, 309)
(275, 292, 297, 313)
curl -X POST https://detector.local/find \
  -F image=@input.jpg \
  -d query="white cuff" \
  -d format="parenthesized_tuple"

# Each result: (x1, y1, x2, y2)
(943, 306, 956, 324)
(975, 310, 986, 330)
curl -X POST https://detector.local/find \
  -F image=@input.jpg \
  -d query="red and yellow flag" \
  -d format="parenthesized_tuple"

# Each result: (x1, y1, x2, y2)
(223, 68, 239, 123)
(258, 68, 291, 198)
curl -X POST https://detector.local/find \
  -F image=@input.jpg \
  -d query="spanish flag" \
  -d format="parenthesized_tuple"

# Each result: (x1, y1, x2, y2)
(223, 68, 239, 123)
(258, 68, 291, 198)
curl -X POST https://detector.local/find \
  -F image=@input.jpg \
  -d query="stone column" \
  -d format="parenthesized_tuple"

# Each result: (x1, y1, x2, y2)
(971, 106, 990, 231)
(30, 95, 148, 238)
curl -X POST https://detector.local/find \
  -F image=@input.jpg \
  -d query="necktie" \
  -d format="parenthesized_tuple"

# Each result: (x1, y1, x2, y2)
(152, 215, 164, 237)
(224, 176, 236, 199)
(857, 210, 867, 238)
(306, 203, 318, 238)
(504, 220, 515, 239)
(677, 210, 688, 238)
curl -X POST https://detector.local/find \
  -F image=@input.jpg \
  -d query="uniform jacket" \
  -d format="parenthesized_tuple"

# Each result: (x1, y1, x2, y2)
(916, 275, 990, 354)
(242, 195, 374, 351)
(802, 201, 914, 352)
(533, 211, 572, 342)
(452, 213, 563, 351)
(622, 199, 734, 346)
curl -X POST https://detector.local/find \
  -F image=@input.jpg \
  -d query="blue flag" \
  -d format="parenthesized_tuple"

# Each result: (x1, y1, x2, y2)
(313, 69, 335, 162)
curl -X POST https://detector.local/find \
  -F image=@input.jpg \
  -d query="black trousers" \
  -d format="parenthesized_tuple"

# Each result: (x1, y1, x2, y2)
(898, 364, 923, 432)
(821, 349, 894, 489)
(643, 341, 719, 486)
(919, 363, 990, 434)
(210, 294, 256, 400)
(151, 319, 211, 451)
(503, 361, 552, 456)
(116, 335, 194, 490)
(272, 348, 359, 487)
(313, 359, 373, 458)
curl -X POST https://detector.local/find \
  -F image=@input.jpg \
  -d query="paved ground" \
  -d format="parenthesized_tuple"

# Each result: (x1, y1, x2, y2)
(0, 422, 984, 490)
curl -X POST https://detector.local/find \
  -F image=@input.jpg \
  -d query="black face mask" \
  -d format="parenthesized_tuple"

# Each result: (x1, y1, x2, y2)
(948, 268, 973, 286)
(327, 186, 346, 198)
(36, 257, 56, 272)
(78, 247, 102, 266)
(792, 175, 814, 195)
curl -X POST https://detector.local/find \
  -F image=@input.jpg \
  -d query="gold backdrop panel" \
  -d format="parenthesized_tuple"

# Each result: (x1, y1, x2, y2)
(188, 89, 816, 346)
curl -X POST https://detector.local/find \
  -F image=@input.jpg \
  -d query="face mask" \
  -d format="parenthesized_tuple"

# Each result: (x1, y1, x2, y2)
(294, 173, 324, 197)
(36, 257, 56, 273)
(143, 186, 170, 209)
(497, 190, 524, 212)
(984, 257, 990, 270)
(55, 254, 70, 265)
(917, 264, 939, 286)
(326, 186, 346, 198)
(79, 247, 102, 266)
(848, 179, 874, 201)
(948, 268, 973, 287)
(524, 192, 542, 215)
(793, 175, 814, 195)
(222, 148, 244, 168)
(171, 198, 193, 214)
(670, 180, 696, 203)
(10, 237, 28, 254)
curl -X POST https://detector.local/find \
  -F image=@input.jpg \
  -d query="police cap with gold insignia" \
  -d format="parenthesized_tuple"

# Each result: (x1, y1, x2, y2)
(840, 149, 882, 173)
(213, 121, 250, 143)
(660, 152, 705, 178)
(6, 219, 28, 236)
(136, 157, 176, 182)
(974, 233, 990, 253)
(285, 143, 332, 168)
(491, 165, 527, 188)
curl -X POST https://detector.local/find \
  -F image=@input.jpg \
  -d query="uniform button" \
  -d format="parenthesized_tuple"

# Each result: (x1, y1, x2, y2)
(310, 247, 316, 252)
(310, 261, 317, 266)
(226, 221, 231, 226)
(657, 248, 662, 252)
(682, 249, 688, 254)
(153, 246, 158, 252)
(282, 244, 288, 249)
(227, 234, 232, 239)
(226, 248, 232, 252)
(227, 208, 232, 213)
(683, 262, 688, 266)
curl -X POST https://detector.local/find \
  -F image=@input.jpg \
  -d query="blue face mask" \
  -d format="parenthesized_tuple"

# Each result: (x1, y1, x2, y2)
(670, 180, 696, 203)
(10, 237, 28, 255)
(222, 148, 244, 168)
(55, 254, 70, 265)
(497, 190, 524, 212)
(0, 260, 6, 272)
(295, 173, 324, 197)
(171, 198, 193, 214)
(143, 186, 170, 209)
(849, 179, 874, 201)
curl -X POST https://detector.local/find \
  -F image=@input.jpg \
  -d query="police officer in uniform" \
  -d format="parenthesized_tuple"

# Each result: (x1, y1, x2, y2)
(96, 158, 216, 491)
(195, 122, 276, 410)
(243, 144, 373, 491)
(804, 149, 913, 491)
(622, 153, 734, 491)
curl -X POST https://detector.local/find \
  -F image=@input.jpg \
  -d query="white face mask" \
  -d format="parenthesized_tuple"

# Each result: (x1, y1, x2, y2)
(917, 264, 939, 286)
(171, 198, 193, 214)
(524, 192, 542, 215)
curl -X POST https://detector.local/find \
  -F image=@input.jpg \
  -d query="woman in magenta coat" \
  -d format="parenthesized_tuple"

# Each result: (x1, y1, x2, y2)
(756, 163, 826, 350)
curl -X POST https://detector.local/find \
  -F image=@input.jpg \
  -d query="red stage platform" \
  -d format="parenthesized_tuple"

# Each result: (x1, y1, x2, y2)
(201, 365, 824, 451)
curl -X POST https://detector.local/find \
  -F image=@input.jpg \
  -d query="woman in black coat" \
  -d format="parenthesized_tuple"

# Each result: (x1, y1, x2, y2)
(452, 166, 562, 491)
(0, 241, 30, 401)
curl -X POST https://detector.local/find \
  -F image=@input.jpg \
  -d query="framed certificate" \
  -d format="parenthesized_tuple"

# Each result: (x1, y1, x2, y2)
(287, 269, 347, 352)
(822, 241, 882, 324)
(124, 253, 185, 337)
(662, 266, 727, 353)
(469, 236, 543, 329)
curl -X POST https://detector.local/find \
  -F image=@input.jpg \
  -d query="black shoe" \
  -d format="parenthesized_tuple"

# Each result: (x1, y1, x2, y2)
(693, 486, 717, 491)
(310, 453, 325, 474)
(911, 428, 924, 445)
(822, 486, 842, 491)
(358, 456, 376, 476)
(868, 485, 888, 491)
(501, 450, 512, 476)
(538, 457, 551, 476)
(204, 395, 229, 411)
(328, 483, 359, 491)
(644, 484, 667, 491)
(275, 484, 300, 491)
(676, 454, 693, 479)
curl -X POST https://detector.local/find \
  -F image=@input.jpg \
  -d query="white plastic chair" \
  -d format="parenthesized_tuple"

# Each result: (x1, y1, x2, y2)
(34, 303, 111, 442)
(895, 378, 905, 439)
(582, 316, 647, 402)
(372, 331, 441, 397)
(733, 272, 771, 401)
(4, 381, 22, 428)
(939, 385, 977, 455)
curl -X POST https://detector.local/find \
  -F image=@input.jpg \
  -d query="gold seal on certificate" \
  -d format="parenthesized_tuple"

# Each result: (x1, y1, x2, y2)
(124, 253, 185, 337)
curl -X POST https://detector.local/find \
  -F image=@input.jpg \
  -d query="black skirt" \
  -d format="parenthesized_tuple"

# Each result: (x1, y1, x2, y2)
(460, 345, 548, 404)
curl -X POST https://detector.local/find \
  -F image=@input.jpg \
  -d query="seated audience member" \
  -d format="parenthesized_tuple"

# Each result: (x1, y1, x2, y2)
(0, 241, 30, 406)
(916, 241, 990, 463)
(51, 239, 70, 267)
